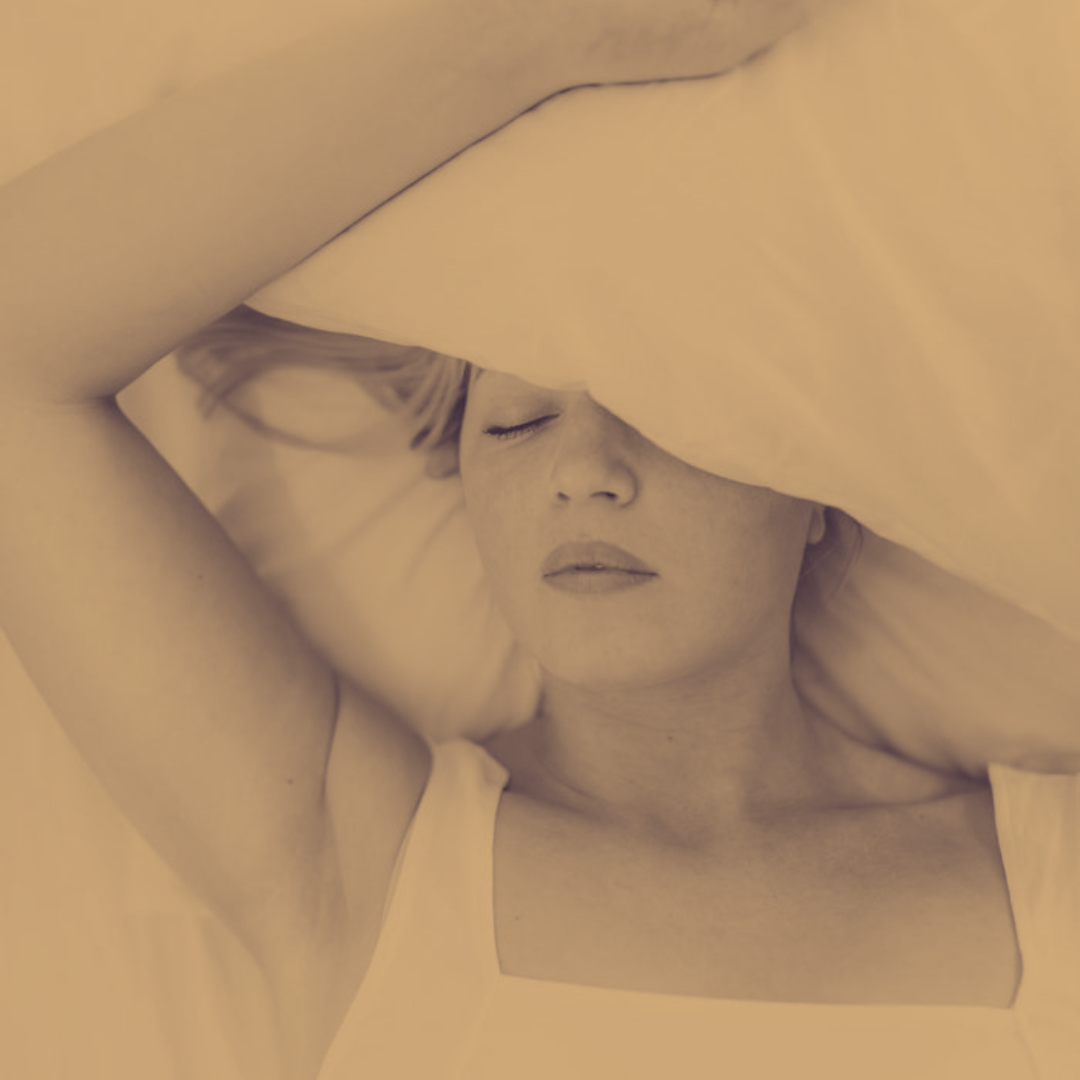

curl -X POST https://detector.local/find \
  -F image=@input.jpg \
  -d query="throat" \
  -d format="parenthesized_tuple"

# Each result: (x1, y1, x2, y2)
(487, 696, 892, 843)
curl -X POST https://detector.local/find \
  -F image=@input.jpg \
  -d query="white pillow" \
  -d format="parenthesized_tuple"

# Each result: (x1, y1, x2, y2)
(184, 358, 1078, 776)
(4, 0, 1077, 775)
(242, 0, 1080, 771)
(190, 366, 542, 741)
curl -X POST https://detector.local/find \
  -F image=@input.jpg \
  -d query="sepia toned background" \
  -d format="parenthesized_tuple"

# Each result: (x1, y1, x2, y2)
(2, 1, 1078, 1077)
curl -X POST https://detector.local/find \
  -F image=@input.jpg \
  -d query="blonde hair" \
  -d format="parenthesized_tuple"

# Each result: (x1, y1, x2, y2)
(176, 304, 472, 474)
(178, 306, 863, 589)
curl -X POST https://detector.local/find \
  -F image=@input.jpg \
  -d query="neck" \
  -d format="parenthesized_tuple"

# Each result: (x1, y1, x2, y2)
(496, 661, 851, 843)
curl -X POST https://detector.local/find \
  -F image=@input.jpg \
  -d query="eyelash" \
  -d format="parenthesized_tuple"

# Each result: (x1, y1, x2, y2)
(482, 416, 556, 441)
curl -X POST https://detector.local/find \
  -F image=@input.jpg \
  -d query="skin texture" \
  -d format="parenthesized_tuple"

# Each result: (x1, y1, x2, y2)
(0, 3, 1023, 1076)
(460, 370, 824, 692)
(460, 371, 836, 818)
(460, 373, 1020, 1015)
(0, 8, 830, 1076)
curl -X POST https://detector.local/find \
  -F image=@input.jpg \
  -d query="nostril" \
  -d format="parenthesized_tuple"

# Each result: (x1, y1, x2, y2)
(547, 428, 638, 505)
(555, 488, 619, 503)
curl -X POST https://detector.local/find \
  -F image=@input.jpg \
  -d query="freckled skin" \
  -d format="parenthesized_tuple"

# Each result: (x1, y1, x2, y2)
(456, 374, 1020, 1015)
(457, 370, 823, 694)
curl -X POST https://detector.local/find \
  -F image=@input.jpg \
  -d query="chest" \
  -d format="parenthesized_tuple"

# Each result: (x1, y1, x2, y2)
(492, 794, 1021, 1008)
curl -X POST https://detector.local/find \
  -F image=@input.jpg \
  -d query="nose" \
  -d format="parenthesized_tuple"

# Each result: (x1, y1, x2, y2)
(547, 396, 639, 506)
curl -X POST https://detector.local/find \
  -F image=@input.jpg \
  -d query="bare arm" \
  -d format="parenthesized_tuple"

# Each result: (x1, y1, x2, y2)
(0, 1, 572, 949)
(0, 0, 816, 397)
(0, 0, 818, 979)
(0, 7, 566, 400)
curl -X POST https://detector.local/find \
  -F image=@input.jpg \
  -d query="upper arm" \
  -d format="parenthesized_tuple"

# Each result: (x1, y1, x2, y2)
(0, 395, 429, 954)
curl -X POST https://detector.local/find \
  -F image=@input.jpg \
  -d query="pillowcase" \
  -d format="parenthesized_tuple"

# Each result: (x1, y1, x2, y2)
(188, 365, 542, 742)
(181, 356, 1078, 777)
(4, 0, 1076, 775)
(240, 0, 1080, 772)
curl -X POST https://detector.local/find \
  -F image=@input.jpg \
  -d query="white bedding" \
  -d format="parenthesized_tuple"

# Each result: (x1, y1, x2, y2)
(2, 0, 1078, 1076)
(247, 0, 1080, 771)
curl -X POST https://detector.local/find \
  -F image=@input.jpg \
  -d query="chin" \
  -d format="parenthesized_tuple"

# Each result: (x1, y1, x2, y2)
(538, 646, 717, 698)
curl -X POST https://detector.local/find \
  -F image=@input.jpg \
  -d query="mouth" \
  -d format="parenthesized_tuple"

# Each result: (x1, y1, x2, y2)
(542, 541, 657, 594)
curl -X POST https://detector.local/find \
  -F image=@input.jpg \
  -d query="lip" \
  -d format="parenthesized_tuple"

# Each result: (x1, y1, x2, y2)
(541, 540, 657, 579)
(543, 568, 656, 595)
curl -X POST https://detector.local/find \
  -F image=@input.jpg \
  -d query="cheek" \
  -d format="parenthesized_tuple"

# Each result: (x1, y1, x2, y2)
(669, 480, 812, 609)
(459, 456, 531, 593)
(459, 438, 811, 684)
(462, 473, 566, 671)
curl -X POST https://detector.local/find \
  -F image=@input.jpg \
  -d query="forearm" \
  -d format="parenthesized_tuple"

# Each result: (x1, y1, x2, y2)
(0, 2, 562, 403)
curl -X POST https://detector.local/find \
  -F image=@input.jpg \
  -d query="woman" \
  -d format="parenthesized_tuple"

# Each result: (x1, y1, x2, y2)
(0, 2, 1068, 1078)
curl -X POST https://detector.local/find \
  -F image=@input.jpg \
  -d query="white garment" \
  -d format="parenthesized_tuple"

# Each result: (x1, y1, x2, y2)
(317, 740, 1080, 1079)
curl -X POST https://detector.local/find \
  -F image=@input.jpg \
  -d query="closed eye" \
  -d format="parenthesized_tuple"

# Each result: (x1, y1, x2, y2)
(482, 415, 557, 441)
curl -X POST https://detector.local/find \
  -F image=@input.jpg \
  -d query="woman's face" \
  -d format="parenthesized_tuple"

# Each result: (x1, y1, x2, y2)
(458, 371, 822, 692)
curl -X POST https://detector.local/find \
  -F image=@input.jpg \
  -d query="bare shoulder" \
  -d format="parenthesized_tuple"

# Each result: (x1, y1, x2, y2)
(819, 728, 1007, 880)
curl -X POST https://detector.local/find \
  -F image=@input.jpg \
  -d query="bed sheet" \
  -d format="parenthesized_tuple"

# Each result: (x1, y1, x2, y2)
(3, 1, 1079, 1076)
